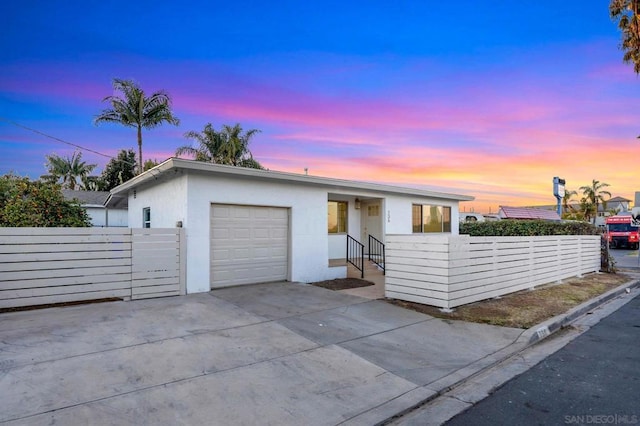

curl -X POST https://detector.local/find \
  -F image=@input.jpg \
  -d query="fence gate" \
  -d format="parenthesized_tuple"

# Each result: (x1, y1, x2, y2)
(131, 228, 186, 300)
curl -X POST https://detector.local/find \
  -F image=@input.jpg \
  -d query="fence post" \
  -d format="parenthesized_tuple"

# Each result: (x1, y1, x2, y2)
(129, 228, 134, 300)
(577, 236, 583, 277)
(179, 228, 187, 295)
(528, 237, 535, 289)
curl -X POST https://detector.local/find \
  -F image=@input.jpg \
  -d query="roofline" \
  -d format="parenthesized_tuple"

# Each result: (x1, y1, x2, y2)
(111, 158, 475, 202)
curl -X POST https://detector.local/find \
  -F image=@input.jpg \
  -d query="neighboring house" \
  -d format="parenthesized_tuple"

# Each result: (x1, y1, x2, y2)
(605, 196, 631, 213)
(62, 190, 128, 227)
(589, 196, 632, 227)
(110, 158, 474, 294)
(498, 206, 561, 221)
(530, 195, 632, 218)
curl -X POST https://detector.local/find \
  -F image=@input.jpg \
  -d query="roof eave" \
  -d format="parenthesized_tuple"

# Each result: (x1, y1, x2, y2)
(110, 158, 475, 202)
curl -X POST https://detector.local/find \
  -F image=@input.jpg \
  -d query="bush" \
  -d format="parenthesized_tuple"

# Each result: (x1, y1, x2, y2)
(460, 220, 598, 236)
(0, 174, 91, 227)
(600, 235, 616, 273)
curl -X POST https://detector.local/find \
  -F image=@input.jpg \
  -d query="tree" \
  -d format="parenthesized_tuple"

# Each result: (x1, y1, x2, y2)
(610, 0, 640, 73)
(176, 123, 263, 169)
(580, 179, 612, 223)
(562, 189, 578, 214)
(97, 149, 137, 191)
(0, 174, 91, 227)
(143, 158, 159, 171)
(45, 151, 97, 190)
(94, 79, 179, 172)
(579, 197, 596, 223)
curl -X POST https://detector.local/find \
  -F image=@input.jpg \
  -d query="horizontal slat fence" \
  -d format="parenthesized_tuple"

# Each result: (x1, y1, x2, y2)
(386, 234, 600, 309)
(131, 229, 186, 300)
(0, 228, 186, 309)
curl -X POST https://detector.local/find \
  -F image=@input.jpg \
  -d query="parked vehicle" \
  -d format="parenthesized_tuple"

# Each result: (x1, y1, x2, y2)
(459, 213, 485, 223)
(605, 214, 639, 249)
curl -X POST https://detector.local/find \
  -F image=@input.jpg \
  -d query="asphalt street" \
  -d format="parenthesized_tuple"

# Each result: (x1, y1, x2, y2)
(444, 292, 640, 426)
(609, 247, 640, 271)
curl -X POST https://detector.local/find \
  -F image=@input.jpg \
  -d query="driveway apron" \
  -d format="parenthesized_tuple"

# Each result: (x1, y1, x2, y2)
(0, 282, 522, 425)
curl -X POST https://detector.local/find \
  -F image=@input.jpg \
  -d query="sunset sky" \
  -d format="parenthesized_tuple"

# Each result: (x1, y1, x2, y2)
(1, 1, 639, 212)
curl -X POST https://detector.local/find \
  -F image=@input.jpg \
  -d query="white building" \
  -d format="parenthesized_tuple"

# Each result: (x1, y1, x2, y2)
(62, 190, 128, 227)
(111, 158, 473, 294)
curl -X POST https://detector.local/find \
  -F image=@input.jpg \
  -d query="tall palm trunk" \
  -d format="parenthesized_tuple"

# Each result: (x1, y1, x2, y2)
(137, 125, 143, 174)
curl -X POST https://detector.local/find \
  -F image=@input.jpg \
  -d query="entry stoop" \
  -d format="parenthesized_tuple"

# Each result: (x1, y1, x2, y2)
(343, 261, 385, 299)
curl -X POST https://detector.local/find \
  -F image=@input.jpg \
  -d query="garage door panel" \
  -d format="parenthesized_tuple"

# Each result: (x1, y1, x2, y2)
(211, 248, 231, 261)
(233, 207, 252, 218)
(253, 209, 270, 219)
(270, 228, 288, 238)
(232, 248, 252, 260)
(270, 208, 287, 218)
(253, 228, 270, 239)
(211, 204, 289, 288)
(211, 206, 231, 218)
(231, 227, 248, 237)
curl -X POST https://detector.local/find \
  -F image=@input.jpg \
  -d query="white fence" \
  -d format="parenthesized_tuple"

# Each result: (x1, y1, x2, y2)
(385, 234, 601, 309)
(0, 228, 186, 309)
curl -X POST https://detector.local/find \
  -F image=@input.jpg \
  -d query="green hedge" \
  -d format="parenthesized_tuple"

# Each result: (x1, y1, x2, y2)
(460, 220, 598, 236)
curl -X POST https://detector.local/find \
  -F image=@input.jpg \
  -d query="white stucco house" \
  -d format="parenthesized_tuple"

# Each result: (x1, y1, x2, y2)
(111, 158, 474, 294)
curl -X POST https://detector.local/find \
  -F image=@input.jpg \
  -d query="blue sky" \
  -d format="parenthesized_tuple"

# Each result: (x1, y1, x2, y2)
(1, 1, 638, 211)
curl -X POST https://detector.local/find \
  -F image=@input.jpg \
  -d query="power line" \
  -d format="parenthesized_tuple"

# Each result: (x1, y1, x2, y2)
(0, 116, 137, 167)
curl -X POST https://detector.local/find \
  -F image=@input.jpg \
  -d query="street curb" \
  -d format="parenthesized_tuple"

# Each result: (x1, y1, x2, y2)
(379, 275, 640, 425)
(520, 276, 640, 345)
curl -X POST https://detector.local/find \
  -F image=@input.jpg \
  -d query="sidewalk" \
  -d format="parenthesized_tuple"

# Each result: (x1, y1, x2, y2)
(389, 273, 640, 425)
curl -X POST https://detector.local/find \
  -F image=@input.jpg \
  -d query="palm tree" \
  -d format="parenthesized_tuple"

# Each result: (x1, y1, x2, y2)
(94, 79, 179, 173)
(176, 123, 263, 169)
(579, 197, 595, 223)
(579, 179, 612, 223)
(45, 151, 97, 190)
(562, 189, 578, 214)
(610, 0, 640, 73)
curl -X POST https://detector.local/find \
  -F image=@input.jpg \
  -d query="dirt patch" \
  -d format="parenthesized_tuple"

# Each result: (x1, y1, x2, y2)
(311, 278, 375, 291)
(386, 273, 634, 329)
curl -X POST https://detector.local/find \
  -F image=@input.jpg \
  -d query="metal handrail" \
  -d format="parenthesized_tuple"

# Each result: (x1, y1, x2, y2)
(368, 235, 385, 275)
(346, 235, 364, 278)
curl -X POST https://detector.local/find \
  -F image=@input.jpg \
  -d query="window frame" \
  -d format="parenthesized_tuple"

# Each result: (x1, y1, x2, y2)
(412, 204, 452, 233)
(327, 200, 348, 234)
(142, 207, 151, 228)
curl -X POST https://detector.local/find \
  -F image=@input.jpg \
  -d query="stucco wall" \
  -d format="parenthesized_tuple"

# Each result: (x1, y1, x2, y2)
(127, 174, 189, 229)
(127, 169, 465, 294)
(327, 196, 364, 260)
(86, 207, 128, 227)
(384, 195, 460, 234)
(183, 173, 338, 293)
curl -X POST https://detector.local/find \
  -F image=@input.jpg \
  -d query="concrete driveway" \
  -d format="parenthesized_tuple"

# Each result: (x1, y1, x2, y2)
(0, 282, 523, 425)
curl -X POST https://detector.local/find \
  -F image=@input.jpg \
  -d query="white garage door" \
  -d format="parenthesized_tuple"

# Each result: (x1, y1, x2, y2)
(210, 204, 289, 288)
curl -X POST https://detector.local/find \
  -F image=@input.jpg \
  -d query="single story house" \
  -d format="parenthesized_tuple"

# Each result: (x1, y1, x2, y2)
(110, 158, 474, 294)
(62, 190, 128, 227)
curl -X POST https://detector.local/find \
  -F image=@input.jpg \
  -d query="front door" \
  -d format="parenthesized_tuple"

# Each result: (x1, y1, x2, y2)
(361, 201, 382, 253)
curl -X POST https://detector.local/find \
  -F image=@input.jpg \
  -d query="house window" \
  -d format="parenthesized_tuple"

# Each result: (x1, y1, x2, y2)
(412, 204, 451, 233)
(328, 201, 347, 234)
(142, 207, 151, 228)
